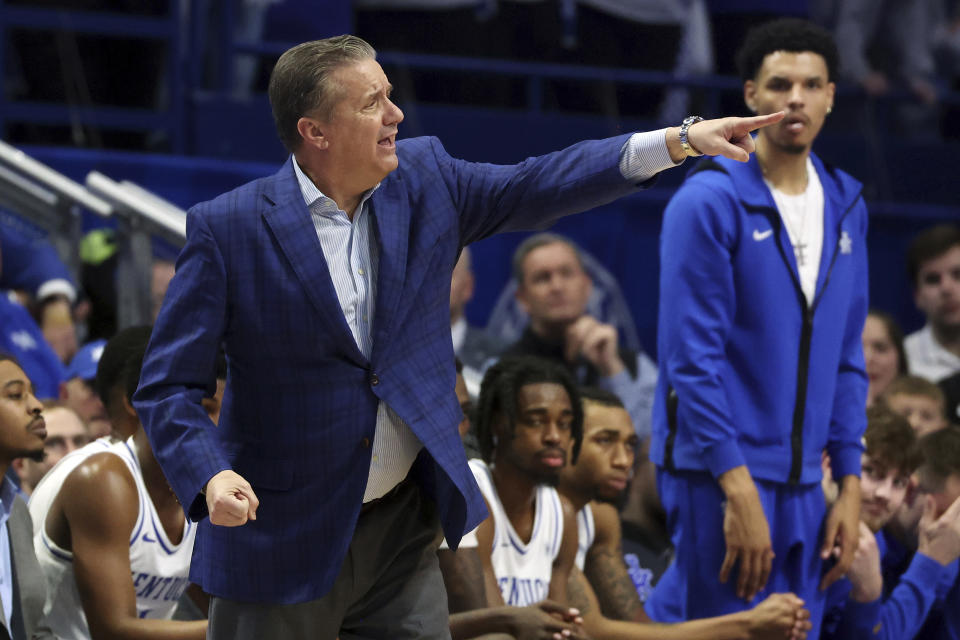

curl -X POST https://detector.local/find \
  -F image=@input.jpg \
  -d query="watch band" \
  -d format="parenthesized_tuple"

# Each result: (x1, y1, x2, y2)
(679, 115, 704, 157)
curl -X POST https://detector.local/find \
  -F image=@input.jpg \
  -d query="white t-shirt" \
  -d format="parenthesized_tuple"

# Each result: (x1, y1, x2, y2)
(469, 459, 564, 607)
(765, 157, 825, 305)
(905, 324, 960, 382)
(29, 437, 196, 639)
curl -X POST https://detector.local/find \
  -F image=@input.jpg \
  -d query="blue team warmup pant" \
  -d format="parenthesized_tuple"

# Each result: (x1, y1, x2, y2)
(646, 469, 828, 638)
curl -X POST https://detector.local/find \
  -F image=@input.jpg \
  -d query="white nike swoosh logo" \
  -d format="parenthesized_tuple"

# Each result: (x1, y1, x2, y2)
(753, 229, 773, 241)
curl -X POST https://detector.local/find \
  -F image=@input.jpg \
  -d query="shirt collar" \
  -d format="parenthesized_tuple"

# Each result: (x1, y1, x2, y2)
(0, 476, 17, 521)
(291, 156, 380, 216)
(921, 325, 960, 366)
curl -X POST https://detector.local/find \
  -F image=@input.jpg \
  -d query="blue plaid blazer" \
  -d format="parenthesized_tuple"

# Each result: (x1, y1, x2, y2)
(135, 134, 641, 603)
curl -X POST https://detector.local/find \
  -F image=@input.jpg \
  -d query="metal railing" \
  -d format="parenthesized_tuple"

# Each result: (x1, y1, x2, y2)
(0, 139, 186, 328)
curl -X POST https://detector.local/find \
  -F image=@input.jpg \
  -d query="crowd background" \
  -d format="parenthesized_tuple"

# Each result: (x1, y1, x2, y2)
(2, 2, 960, 635)
(1, 0, 959, 364)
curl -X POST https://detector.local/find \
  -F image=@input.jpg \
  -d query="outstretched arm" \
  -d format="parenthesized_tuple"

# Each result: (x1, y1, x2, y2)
(572, 565, 809, 640)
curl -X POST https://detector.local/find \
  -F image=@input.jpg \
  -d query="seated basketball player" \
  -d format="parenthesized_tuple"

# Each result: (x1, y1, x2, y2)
(445, 356, 809, 639)
(558, 387, 810, 638)
(29, 327, 207, 639)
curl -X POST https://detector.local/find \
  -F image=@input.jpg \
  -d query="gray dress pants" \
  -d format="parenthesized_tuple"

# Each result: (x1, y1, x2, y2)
(207, 479, 451, 640)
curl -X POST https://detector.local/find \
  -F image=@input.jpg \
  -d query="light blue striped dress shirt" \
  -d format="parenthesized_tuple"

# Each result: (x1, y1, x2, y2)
(290, 131, 677, 500)
(292, 158, 424, 502)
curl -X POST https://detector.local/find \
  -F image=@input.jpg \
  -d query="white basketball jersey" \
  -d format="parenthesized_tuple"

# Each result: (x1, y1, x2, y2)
(469, 459, 564, 607)
(29, 437, 196, 639)
(575, 503, 595, 571)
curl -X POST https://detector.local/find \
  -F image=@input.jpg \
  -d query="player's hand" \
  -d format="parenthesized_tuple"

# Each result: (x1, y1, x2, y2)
(744, 592, 811, 640)
(507, 600, 588, 640)
(206, 469, 259, 526)
(847, 521, 883, 602)
(918, 494, 960, 566)
(820, 477, 861, 590)
(564, 316, 624, 377)
(677, 112, 785, 163)
(718, 466, 774, 601)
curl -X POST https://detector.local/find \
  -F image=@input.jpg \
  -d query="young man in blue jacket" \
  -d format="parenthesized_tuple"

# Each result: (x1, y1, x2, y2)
(647, 18, 868, 638)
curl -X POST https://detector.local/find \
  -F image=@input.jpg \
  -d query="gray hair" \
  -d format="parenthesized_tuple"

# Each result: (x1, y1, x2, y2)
(511, 233, 585, 284)
(268, 35, 377, 152)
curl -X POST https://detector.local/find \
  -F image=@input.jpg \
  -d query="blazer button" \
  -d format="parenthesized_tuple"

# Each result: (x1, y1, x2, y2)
(370, 373, 379, 386)
(361, 437, 371, 448)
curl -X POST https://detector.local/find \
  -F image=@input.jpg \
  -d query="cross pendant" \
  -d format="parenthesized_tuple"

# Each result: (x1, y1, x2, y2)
(794, 242, 807, 267)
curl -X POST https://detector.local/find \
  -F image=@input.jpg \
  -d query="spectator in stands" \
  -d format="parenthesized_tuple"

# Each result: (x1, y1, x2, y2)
(506, 233, 658, 440)
(135, 33, 782, 640)
(28, 326, 206, 639)
(58, 339, 110, 439)
(0, 294, 64, 401)
(0, 353, 57, 639)
(11, 402, 87, 496)
(876, 425, 960, 639)
(864, 309, 908, 406)
(1, 221, 79, 364)
(882, 375, 950, 436)
(821, 405, 960, 639)
(905, 224, 960, 382)
(451, 247, 508, 395)
(831, 0, 939, 105)
(649, 20, 867, 638)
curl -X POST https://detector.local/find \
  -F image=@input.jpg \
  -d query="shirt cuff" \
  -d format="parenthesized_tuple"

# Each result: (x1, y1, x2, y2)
(702, 438, 747, 479)
(912, 552, 953, 578)
(829, 442, 864, 481)
(619, 129, 683, 184)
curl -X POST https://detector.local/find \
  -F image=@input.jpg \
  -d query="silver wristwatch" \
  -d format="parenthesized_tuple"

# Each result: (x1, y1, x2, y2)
(679, 115, 704, 157)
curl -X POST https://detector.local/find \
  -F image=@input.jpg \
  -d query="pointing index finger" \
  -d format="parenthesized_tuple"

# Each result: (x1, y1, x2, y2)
(741, 111, 786, 132)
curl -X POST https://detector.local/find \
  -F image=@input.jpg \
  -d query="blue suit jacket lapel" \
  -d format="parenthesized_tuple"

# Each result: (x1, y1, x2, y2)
(261, 163, 368, 368)
(370, 177, 410, 362)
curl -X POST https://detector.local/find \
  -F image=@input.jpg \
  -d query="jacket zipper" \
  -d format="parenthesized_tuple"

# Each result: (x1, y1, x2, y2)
(759, 190, 863, 483)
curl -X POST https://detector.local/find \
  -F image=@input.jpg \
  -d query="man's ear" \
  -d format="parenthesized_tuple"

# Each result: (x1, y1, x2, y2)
(744, 80, 757, 113)
(514, 285, 530, 315)
(121, 393, 138, 419)
(296, 116, 328, 150)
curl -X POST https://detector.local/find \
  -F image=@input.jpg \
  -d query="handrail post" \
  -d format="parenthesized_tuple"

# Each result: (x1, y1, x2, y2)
(115, 216, 154, 329)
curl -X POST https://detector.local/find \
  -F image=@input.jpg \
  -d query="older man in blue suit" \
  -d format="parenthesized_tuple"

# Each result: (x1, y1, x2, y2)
(134, 35, 783, 640)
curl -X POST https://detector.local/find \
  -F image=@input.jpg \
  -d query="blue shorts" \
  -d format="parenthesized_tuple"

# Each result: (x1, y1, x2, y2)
(645, 469, 828, 638)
